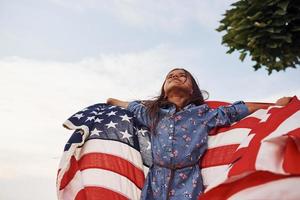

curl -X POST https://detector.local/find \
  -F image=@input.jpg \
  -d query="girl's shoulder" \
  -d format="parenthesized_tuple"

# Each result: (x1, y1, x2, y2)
(189, 103, 211, 114)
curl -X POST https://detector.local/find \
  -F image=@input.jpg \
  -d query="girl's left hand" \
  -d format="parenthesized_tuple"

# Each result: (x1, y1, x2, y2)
(275, 97, 292, 106)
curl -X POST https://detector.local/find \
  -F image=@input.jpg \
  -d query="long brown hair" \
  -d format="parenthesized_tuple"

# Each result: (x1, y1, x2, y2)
(144, 68, 208, 132)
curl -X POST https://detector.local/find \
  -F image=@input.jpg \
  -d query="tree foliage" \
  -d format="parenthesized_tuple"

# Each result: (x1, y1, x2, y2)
(217, 0, 300, 74)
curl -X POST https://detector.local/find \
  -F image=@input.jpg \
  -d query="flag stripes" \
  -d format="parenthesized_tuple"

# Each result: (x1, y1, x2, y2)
(57, 98, 300, 200)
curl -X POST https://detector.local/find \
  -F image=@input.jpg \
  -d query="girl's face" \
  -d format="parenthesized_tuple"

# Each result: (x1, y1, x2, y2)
(163, 69, 193, 96)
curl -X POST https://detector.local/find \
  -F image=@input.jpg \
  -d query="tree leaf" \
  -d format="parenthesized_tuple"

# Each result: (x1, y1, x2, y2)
(267, 43, 278, 48)
(239, 52, 247, 61)
(226, 48, 235, 54)
(274, 9, 287, 15)
(254, 21, 267, 27)
(277, 1, 289, 11)
(216, 0, 299, 73)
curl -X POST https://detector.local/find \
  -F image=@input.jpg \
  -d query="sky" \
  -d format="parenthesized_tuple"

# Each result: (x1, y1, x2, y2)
(0, 0, 300, 199)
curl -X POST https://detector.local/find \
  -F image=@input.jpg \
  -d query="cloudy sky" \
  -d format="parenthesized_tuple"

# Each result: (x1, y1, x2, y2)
(1, 0, 300, 199)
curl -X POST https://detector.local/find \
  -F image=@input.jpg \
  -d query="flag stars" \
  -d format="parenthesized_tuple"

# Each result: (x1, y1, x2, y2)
(86, 116, 95, 122)
(120, 130, 132, 140)
(96, 111, 105, 116)
(90, 128, 102, 136)
(120, 114, 132, 122)
(90, 111, 98, 115)
(138, 128, 148, 137)
(95, 118, 104, 123)
(106, 111, 117, 116)
(73, 113, 84, 119)
(106, 121, 118, 128)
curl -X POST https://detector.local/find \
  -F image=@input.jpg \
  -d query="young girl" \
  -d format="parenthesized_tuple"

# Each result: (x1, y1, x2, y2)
(107, 68, 291, 200)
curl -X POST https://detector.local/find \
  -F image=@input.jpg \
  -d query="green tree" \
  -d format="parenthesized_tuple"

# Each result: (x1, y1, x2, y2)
(217, 0, 300, 74)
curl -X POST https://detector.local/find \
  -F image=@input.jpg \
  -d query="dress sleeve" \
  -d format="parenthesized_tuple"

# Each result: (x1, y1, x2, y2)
(207, 101, 249, 128)
(127, 101, 151, 128)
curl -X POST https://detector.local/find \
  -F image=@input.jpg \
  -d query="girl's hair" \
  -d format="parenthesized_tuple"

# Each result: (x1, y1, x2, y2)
(144, 68, 208, 132)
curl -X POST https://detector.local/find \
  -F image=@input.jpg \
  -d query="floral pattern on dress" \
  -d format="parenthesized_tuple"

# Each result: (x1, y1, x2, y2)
(128, 101, 249, 200)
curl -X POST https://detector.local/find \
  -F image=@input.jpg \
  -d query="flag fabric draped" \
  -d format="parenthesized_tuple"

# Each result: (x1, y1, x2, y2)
(57, 96, 300, 200)
(200, 96, 300, 200)
(57, 104, 152, 200)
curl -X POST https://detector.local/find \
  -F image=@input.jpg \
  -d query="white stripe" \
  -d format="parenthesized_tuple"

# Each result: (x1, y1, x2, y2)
(246, 107, 275, 122)
(143, 167, 149, 176)
(205, 171, 252, 193)
(80, 139, 145, 172)
(202, 165, 229, 187)
(208, 128, 251, 148)
(57, 138, 149, 198)
(236, 134, 255, 150)
(228, 177, 300, 200)
(263, 110, 300, 141)
(256, 136, 288, 174)
(256, 111, 300, 174)
(82, 169, 141, 199)
(59, 171, 84, 200)
(57, 129, 87, 196)
(59, 169, 142, 200)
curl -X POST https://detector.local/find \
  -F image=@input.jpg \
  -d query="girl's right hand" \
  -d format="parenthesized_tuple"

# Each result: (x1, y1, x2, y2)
(275, 97, 292, 106)
(106, 98, 129, 109)
(106, 98, 115, 105)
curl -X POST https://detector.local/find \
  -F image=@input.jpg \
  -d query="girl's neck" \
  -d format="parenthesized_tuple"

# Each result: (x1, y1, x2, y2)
(167, 94, 190, 111)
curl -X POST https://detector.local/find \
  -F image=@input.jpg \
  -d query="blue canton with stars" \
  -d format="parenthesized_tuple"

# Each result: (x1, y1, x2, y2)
(63, 103, 152, 167)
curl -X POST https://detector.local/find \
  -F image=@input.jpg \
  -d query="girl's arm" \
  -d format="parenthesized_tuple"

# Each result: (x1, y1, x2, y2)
(206, 97, 292, 129)
(107, 98, 129, 108)
(245, 102, 272, 114)
(245, 97, 292, 114)
(107, 98, 151, 127)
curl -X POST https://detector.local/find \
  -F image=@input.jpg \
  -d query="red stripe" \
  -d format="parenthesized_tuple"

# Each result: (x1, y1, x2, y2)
(206, 101, 273, 109)
(60, 156, 79, 190)
(209, 117, 261, 135)
(201, 144, 239, 168)
(59, 153, 145, 191)
(206, 101, 230, 108)
(202, 118, 263, 167)
(218, 117, 261, 133)
(75, 186, 129, 200)
(283, 128, 300, 174)
(229, 97, 300, 176)
(245, 102, 274, 105)
(199, 171, 298, 200)
(79, 153, 145, 189)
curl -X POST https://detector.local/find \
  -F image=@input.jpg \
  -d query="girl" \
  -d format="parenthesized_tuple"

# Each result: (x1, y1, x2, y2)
(107, 68, 291, 200)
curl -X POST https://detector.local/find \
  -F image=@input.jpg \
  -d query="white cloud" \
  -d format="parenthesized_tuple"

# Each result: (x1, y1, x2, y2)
(1, 36, 299, 200)
(0, 45, 194, 199)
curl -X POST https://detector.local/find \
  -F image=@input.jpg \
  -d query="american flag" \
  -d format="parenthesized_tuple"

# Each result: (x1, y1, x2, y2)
(200, 96, 300, 199)
(57, 104, 152, 200)
(57, 97, 300, 200)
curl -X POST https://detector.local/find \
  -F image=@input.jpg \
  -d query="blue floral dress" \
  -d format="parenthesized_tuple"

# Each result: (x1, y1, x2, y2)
(127, 101, 249, 200)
